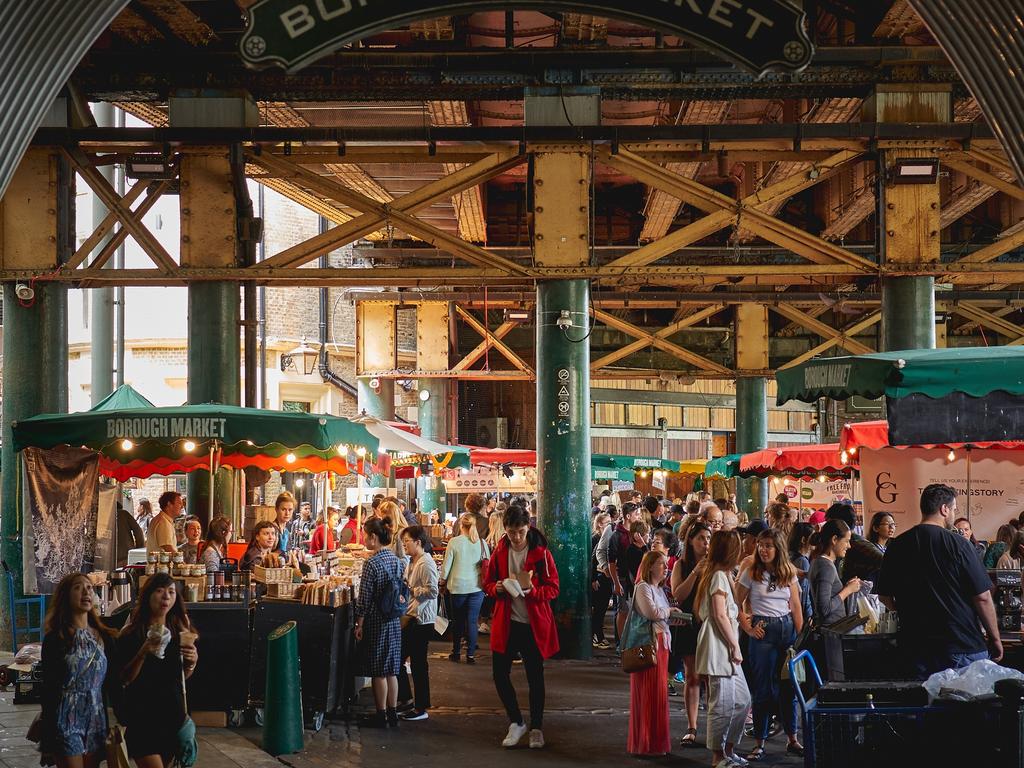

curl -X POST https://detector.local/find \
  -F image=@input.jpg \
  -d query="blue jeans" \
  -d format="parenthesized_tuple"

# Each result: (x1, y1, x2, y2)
(748, 614, 798, 741)
(909, 648, 988, 680)
(451, 590, 484, 657)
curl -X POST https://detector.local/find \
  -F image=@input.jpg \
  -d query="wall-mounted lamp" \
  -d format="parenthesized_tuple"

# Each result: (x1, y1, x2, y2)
(280, 338, 320, 375)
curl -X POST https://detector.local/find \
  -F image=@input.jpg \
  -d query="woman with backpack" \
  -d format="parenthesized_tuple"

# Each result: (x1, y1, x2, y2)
(482, 503, 560, 750)
(355, 516, 408, 728)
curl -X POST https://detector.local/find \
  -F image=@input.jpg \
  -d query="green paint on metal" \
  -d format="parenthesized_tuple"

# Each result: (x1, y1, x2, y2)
(735, 377, 768, 519)
(262, 620, 303, 755)
(416, 379, 448, 517)
(187, 282, 241, 523)
(881, 276, 935, 352)
(1, 283, 68, 648)
(536, 279, 591, 660)
(358, 373, 395, 487)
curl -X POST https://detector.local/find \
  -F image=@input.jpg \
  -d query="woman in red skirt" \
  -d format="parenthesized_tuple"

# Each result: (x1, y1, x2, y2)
(628, 551, 672, 756)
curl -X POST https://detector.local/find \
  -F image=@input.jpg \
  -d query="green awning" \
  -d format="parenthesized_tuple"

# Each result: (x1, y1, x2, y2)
(704, 453, 743, 479)
(776, 347, 1024, 405)
(592, 454, 679, 472)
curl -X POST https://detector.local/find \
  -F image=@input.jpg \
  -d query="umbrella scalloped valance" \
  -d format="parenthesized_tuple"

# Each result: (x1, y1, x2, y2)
(840, 419, 1024, 453)
(776, 347, 1024, 405)
(12, 404, 381, 481)
(738, 444, 848, 479)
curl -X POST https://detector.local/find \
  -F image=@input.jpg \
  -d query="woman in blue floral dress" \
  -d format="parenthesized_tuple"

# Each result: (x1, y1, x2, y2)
(355, 516, 406, 728)
(41, 574, 115, 768)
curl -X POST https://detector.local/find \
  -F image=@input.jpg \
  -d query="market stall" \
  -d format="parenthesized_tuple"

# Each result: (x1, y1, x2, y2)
(776, 346, 1024, 445)
(11, 401, 382, 726)
(736, 443, 857, 514)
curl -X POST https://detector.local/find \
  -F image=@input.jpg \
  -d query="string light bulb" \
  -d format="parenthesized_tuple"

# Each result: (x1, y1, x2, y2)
(183, 440, 196, 453)
(817, 474, 827, 483)
(356, 446, 367, 457)
(840, 450, 848, 464)
(285, 453, 297, 464)
(294, 477, 305, 488)
(120, 439, 133, 451)
(948, 449, 956, 462)
(640, 470, 649, 478)
(337, 444, 348, 456)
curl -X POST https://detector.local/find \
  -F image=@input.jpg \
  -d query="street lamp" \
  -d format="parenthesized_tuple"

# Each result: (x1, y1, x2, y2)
(281, 338, 320, 375)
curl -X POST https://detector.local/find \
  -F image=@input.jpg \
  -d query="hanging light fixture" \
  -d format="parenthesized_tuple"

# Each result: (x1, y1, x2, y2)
(183, 440, 197, 453)
(120, 439, 134, 451)
(286, 452, 297, 464)
(948, 449, 956, 462)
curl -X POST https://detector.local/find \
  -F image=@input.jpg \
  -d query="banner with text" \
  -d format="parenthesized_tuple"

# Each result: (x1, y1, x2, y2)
(769, 476, 856, 510)
(859, 447, 1024, 541)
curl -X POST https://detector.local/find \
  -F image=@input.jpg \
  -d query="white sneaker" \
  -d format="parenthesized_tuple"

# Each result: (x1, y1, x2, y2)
(502, 722, 528, 748)
(727, 755, 749, 767)
(529, 729, 545, 749)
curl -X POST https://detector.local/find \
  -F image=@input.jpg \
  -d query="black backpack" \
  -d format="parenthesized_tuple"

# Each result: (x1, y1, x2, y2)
(376, 559, 410, 620)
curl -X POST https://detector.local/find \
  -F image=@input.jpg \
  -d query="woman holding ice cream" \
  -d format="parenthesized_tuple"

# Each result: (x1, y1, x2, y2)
(117, 573, 198, 768)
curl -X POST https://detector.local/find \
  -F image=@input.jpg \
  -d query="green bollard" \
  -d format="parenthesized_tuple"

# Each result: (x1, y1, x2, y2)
(262, 621, 304, 755)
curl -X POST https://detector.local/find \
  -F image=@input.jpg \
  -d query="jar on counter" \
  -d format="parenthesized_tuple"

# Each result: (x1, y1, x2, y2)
(147, 552, 159, 564)
(155, 564, 169, 575)
(158, 552, 171, 564)
(145, 563, 156, 575)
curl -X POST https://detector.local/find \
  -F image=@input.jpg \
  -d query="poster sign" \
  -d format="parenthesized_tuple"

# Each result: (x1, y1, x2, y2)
(443, 466, 538, 494)
(859, 447, 1024, 541)
(240, 0, 814, 76)
(769, 476, 854, 510)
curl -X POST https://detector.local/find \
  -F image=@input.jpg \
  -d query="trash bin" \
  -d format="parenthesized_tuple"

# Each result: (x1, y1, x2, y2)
(262, 621, 303, 755)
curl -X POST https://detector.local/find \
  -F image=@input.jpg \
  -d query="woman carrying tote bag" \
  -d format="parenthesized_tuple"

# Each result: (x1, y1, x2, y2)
(626, 551, 673, 757)
(695, 531, 751, 768)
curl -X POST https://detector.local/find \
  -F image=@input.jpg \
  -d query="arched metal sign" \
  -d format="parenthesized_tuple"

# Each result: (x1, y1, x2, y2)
(239, 0, 813, 76)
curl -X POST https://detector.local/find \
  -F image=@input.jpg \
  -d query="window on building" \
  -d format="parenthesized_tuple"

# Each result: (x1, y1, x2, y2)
(281, 400, 311, 413)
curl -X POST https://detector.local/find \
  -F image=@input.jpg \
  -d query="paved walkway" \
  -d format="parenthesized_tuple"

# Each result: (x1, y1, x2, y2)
(0, 639, 802, 768)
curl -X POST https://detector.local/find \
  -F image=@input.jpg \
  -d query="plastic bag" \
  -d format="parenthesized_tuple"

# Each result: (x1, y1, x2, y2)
(923, 659, 1024, 701)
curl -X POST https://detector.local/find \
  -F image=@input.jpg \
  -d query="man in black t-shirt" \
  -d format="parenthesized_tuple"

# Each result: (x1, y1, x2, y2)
(876, 484, 1002, 679)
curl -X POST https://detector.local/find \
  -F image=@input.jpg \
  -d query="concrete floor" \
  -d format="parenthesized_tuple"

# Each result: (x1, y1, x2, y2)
(0, 637, 803, 768)
(270, 634, 803, 768)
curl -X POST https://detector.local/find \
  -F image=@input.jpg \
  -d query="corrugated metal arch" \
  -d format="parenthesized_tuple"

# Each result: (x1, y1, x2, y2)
(0, 0, 130, 199)
(908, 0, 1024, 181)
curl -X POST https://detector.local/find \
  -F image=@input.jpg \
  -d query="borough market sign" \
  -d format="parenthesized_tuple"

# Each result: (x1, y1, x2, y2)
(240, 0, 813, 76)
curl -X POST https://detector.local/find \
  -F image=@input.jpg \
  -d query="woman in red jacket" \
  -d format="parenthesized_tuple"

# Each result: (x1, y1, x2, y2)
(483, 503, 560, 750)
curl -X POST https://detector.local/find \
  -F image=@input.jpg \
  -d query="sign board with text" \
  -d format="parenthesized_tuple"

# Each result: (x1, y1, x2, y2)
(859, 447, 1024, 541)
(241, 0, 813, 76)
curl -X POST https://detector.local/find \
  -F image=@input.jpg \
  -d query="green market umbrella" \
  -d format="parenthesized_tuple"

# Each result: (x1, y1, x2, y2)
(12, 403, 380, 481)
(91, 384, 155, 411)
(776, 347, 1024, 405)
(704, 453, 743, 479)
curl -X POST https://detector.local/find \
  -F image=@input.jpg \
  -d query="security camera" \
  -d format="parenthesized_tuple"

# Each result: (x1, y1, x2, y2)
(555, 310, 573, 330)
(15, 283, 34, 301)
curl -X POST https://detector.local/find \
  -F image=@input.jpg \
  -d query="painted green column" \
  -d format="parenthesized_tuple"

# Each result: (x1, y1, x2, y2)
(416, 379, 447, 517)
(735, 377, 768, 518)
(356, 377, 395, 420)
(187, 282, 240, 525)
(536, 279, 591, 660)
(881, 277, 935, 351)
(357, 377, 394, 489)
(1, 283, 67, 647)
